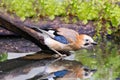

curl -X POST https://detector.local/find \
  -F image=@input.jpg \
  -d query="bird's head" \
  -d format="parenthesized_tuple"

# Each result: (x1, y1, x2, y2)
(79, 34, 97, 49)
(81, 67, 97, 79)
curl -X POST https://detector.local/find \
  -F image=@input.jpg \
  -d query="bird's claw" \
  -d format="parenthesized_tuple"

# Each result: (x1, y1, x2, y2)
(53, 54, 67, 59)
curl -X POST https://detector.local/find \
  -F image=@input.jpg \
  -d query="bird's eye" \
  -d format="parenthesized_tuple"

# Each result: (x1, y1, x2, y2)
(85, 39, 89, 42)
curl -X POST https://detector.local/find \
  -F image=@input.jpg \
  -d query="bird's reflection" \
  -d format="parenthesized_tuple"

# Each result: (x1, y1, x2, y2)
(43, 60, 96, 80)
(28, 55, 97, 80)
(0, 51, 97, 80)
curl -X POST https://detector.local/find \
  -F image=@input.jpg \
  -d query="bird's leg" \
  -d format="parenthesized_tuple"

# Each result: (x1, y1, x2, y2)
(50, 48, 67, 58)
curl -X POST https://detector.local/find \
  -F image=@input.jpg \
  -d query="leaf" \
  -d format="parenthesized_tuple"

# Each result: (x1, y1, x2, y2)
(83, 20, 88, 24)
(49, 15, 55, 20)
(0, 52, 8, 62)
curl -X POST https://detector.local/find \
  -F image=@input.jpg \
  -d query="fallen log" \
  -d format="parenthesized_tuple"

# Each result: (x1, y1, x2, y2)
(0, 11, 52, 51)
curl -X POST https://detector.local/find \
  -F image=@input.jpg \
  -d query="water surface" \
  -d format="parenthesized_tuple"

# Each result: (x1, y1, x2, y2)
(75, 40, 120, 80)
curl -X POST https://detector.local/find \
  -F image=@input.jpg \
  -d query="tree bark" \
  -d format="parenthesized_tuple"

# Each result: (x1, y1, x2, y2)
(0, 11, 51, 51)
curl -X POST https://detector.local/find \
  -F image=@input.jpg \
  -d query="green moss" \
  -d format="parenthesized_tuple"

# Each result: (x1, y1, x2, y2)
(0, 52, 8, 62)
(0, 0, 120, 35)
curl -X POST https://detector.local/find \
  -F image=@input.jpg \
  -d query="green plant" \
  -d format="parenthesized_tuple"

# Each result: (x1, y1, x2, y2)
(0, 52, 8, 62)
(94, 0, 120, 36)
(1, 0, 36, 20)
(0, 0, 120, 35)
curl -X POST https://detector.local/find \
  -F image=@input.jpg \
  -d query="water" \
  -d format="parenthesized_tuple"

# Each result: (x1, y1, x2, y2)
(75, 40, 120, 80)
(0, 40, 120, 80)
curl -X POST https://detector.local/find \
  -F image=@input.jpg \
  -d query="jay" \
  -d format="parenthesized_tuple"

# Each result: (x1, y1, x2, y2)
(32, 27, 97, 56)
(39, 60, 97, 80)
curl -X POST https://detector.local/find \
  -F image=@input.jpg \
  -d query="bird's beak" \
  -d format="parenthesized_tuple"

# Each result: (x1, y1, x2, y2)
(90, 69, 97, 73)
(91, 42, 97, 45)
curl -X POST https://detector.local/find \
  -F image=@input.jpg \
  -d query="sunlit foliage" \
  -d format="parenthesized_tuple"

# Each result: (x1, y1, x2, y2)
(0, 0, 120, 36)
(0, 52, 8, 62)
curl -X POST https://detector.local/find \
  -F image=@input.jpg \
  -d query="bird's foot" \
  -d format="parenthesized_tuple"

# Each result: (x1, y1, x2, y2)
(51, 48, 67, 59)
(53, 54, 67, 59)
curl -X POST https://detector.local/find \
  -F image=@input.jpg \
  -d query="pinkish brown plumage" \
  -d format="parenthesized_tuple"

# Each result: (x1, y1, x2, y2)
(32, 27, 97, 56)
(40, 60, 97, 80)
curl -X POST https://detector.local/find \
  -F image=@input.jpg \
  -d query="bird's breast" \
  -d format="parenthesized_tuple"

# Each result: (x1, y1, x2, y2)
(44, 38, 73, 51)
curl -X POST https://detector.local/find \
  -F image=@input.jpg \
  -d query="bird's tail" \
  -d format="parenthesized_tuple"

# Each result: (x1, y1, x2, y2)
(31, 26, 55, 39)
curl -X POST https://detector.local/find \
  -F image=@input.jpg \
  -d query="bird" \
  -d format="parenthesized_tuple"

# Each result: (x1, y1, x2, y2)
(38, 60, 97, 80)
(31, 27, 97, 56)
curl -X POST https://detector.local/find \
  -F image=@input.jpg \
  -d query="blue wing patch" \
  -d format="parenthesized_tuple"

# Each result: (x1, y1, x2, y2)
(54, 36, 69, 44)
(38, 70, 69, 80)
(54, 70, 68, 77)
